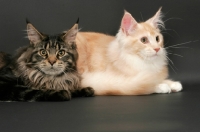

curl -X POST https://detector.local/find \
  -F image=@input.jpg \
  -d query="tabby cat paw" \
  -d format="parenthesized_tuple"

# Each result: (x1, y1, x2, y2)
(80, 87, 95, 97)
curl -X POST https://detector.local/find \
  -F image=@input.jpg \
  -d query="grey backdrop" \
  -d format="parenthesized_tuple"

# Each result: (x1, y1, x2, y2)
(0, 0, 200, 84)
(0, 1, 200, 132)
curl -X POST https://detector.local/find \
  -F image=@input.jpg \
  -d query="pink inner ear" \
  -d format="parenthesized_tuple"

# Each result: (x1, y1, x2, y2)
(121, 13, 137, 34)
(122, 14, 132, 30)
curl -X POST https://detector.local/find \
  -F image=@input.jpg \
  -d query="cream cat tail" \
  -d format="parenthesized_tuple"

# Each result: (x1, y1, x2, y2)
(76, 8, 182, 95)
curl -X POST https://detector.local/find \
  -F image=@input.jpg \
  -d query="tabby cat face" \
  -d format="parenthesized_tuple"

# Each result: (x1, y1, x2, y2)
(26, 22, 78, 76)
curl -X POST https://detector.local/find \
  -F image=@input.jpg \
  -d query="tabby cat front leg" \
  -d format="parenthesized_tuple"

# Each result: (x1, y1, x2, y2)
(33, 89, 72, 101)
(72, 87, 94, 97)
(155, 80, 182, 94)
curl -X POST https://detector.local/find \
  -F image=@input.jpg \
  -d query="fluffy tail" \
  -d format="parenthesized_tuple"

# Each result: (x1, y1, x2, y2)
(0, 83, 72, 101)
(0, 70, 71, 101)
(0, 73, 94, 101)
(0, 52, 94, 101)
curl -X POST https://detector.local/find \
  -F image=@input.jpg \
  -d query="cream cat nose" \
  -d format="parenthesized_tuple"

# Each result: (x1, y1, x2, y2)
(154, 48, 160, 52)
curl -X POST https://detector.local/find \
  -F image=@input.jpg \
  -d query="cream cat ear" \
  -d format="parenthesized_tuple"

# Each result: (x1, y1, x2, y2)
(146, 7, 164, 29)
(26, 20, 45, 45)
(62, 18, 79, 44)
(121, 10, 138, 35)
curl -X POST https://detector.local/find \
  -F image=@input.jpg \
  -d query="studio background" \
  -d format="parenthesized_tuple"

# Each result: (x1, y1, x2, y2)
(0, 0, 199, 84)
(0, 1, 200, 132)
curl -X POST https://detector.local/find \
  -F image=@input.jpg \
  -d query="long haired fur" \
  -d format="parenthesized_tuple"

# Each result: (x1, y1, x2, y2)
(76, 8, 182, 95)
(0, 21, 94, 101)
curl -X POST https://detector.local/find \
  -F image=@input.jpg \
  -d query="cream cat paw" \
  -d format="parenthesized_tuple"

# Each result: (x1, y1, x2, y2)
(156, 83, 172, 93)
(170, 81, 182, 92)
(155, 81, 182, 94)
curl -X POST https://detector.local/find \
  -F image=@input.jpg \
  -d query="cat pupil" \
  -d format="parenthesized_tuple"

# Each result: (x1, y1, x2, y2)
(156, 36, 159, 42)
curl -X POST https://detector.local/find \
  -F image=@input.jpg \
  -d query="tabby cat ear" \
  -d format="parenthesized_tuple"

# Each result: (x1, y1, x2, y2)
(121, 10, 138, 35)
(62, 19, 79, 44)
(146, 7, 164, 29)
(26, 20, 45, 45)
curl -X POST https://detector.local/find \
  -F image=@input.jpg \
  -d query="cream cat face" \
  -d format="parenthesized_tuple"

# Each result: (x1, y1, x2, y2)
(120, 8, 166, 61)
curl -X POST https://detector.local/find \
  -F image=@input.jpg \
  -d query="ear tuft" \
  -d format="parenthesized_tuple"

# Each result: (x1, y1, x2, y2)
(26, 18, 30, 24)
(121, 10, 138, 35)
(76, 17, 79, 24)
(26, 22, 44, 45)
(147, 7, 165, 29)
(62, 23, 78, 44)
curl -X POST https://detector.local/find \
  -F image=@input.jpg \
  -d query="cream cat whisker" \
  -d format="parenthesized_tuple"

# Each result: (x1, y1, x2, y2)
(140, 12, 144, 21)
(163, 28, 180, 37)
(168, 64, 177, 74)
(163, 17, 183, 23)
(165, 55, 178, 73)
(168, 52, 183, 57)
(165, 40, 198, 49)
(162, 32, 174, 38)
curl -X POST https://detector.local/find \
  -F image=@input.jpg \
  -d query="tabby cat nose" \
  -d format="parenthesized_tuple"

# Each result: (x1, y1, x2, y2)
(154, 48, 160, 52)
(48, 60, 56, 65)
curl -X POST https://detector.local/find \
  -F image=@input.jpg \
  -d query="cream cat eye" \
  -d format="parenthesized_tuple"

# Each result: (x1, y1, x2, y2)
(140, 37, 148, 44)
(156, 36, 160, 42)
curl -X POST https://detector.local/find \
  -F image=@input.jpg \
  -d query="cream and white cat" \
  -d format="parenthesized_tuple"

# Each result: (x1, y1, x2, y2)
(76, 8, 182, 95)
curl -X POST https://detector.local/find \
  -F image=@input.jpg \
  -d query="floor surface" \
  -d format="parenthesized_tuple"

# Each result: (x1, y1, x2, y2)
(0, 83, 199, 132)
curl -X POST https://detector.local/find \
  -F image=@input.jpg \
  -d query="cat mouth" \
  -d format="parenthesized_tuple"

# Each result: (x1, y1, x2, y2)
(145, 54, 159, 60)
(40, 68, 63, 76)
(152, 54, 158, 57)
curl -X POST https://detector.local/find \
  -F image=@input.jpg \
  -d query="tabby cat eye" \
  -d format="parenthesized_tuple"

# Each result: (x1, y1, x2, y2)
(57, 50, 66, 57)
(141, 37, 148, 44)
(40, 49, 47, 56)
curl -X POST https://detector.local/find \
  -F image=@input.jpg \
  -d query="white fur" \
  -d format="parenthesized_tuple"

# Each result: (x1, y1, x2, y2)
(155, 81, 182, 93)
(81, 68, 160, 95)
(79, 9, 182, 95)
(81, 37, 168, 95)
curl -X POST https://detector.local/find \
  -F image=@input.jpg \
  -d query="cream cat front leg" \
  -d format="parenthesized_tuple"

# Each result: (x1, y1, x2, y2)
(155, 80, 182, 93)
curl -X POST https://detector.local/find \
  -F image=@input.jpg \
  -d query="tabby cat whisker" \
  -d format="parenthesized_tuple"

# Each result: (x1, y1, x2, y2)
(166, 46, 191, 49)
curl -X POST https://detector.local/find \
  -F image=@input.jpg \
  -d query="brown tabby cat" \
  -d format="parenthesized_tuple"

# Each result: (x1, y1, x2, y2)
(75, 8, 182, 95)
(0, 19, 94, 101)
